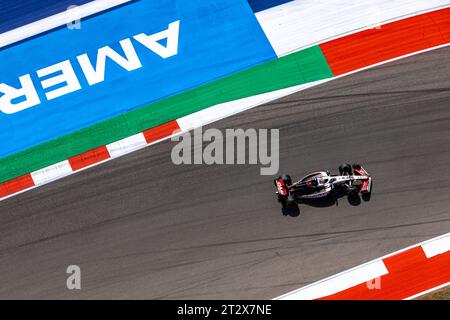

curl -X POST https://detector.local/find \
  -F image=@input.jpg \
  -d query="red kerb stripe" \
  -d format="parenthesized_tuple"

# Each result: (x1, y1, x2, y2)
(68, 146, 110, 171)
(143, 120, 180, 144)
(320, 8, 450, 76)
(0, 174, 35, 198)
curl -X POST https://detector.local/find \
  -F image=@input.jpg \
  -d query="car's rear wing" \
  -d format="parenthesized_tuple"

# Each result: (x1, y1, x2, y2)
(274, 179, 288, 196)
(353, 165, 372, 193)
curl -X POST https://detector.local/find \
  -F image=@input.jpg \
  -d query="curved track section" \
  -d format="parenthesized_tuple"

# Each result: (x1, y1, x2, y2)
(1, 47, 450, 299)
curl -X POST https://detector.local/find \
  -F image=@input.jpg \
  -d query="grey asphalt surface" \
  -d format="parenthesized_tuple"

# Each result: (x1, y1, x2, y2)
(1, 47, 450, 299)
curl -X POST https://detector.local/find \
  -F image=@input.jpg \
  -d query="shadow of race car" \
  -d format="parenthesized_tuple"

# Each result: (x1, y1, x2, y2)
(274, 163, 372, 216)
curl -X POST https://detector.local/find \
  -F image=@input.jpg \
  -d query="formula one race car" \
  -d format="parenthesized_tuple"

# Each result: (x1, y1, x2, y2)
(274, 164, 372, 214)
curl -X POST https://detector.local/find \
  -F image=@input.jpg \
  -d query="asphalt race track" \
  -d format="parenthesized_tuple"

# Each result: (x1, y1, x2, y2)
(1, 46, 450, 299)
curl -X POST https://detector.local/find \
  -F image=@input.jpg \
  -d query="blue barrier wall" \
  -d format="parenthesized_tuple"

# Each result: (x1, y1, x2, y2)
(0, 0, 276, 158)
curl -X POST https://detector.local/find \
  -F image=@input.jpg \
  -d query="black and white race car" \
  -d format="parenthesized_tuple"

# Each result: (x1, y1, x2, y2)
(274, 164, 372, 214)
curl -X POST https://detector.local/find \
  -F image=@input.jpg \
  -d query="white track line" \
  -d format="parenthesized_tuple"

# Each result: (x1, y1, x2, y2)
(405, 281, 450, 300)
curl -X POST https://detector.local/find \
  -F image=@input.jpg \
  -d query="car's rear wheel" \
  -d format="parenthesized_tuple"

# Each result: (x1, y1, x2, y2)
(283, 194, 300, 216)
(362, 192, 371, 202)
(347, 186, 361, 206)
(279, 174, 292, 186)
(339, 163, 352, 176)
(285, 193, 296, 205)
(347, 185, 358, 196)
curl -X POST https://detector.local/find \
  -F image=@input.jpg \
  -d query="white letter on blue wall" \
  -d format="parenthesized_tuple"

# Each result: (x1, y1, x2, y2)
(134, 20, 180, 59)
(77, 38, 142, 86)
(0, 75, 40, 114)
(37, 60, 82, 100)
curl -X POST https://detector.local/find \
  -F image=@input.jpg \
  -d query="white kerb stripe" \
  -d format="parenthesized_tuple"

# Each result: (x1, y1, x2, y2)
(421, 233, 450, 258)
(106, 133, 147, 158)
(31, 160, 73, 185)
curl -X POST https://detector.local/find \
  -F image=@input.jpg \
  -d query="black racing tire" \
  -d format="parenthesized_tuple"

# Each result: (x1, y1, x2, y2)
(279, 198, 288, 215)
(352, 163, 362, 170)
(347, 186, 361, 206)
(286, 194, 296, 206)
(362, 192, 371, 202)
(347, 185, 358, 196)
(339, 163, 352, 176)
(282, 194, 300, 217)
(279, 174, 292, 186)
